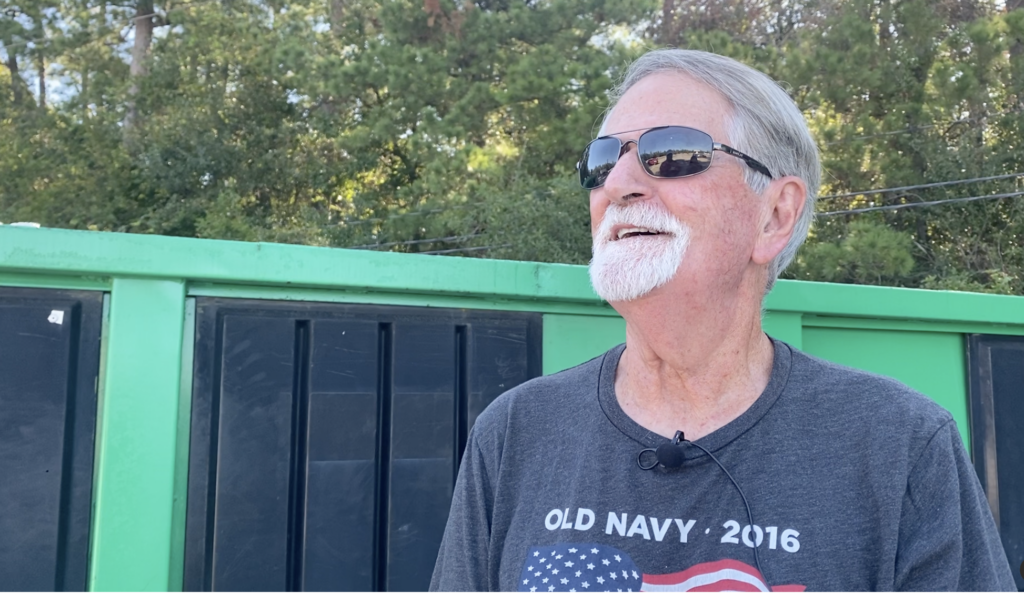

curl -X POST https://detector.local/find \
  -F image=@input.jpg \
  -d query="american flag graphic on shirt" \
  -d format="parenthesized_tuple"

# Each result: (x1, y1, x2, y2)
(518, 543, 805, 592)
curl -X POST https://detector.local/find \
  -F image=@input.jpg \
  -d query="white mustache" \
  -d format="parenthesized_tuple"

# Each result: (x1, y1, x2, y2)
(595, 200, 688, 245)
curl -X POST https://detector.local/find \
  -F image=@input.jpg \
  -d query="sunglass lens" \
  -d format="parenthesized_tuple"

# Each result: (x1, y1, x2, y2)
(638, 127, 712, 178)
(579, 138, 622, 189)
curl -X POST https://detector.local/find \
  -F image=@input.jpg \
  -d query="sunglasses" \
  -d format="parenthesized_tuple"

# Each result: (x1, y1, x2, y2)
(576, 125, 774, 190)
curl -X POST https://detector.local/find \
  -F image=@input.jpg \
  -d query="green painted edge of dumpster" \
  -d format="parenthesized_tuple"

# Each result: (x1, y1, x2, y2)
(5, 226, 1024, 326)
(168, 299, 196, 592)
(803, 315, 1024, 336)
(764, 279, 1024, 323)
(0, 226, 598, 303)
(0, 271, 110, 291)
(188, 283, 620, 317)
(89, 278, 186, 591)
(89, 293, 111, 587)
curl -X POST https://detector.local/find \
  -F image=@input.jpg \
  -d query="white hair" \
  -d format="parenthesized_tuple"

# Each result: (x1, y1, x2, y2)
(608, 49, 821, 292)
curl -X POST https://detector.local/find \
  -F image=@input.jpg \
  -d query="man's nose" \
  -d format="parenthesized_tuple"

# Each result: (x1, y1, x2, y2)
(599, 140, 651, 204)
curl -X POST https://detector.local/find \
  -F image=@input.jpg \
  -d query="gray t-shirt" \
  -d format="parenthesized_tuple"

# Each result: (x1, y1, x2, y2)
(430, 340, 1015, 591)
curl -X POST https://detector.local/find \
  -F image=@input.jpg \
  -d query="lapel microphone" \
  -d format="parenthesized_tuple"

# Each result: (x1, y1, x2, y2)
(637, 430, 687, 469)
(635, 429, 769, 588)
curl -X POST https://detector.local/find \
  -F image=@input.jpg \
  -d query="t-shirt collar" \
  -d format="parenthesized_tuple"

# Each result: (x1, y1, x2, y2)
(596, 336, 793, 457)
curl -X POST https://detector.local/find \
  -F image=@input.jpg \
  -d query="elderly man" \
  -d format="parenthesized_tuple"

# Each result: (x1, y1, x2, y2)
(430, 49, 1014, 591)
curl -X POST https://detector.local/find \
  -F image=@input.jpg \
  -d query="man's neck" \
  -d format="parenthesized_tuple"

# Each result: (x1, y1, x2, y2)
(611, 283, 774, 441)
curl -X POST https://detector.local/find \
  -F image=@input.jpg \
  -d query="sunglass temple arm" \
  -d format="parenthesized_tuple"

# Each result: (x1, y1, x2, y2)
(714, 143, 774, 179)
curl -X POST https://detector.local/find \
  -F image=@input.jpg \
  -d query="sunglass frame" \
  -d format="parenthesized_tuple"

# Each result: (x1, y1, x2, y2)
(576, 125, 774, 190)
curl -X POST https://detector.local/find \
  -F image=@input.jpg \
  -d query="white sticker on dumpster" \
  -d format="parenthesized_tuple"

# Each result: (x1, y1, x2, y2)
(47, 310, 64, 325)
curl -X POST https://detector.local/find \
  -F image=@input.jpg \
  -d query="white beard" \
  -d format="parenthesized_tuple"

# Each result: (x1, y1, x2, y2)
(588, 201, 691, 303)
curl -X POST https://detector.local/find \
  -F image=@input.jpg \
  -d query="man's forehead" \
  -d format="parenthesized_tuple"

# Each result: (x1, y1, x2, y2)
(598, 73, 733, 138)
(597, 117, 733, 140)
(594, 125, 663, 138)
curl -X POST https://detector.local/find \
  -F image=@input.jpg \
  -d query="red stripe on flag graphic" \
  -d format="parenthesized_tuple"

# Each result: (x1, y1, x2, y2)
(641, 559, 805, 592)
(687, 578, 766, 592)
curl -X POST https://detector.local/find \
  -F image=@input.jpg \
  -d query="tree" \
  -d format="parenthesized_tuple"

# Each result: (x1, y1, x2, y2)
(3, 0, 1024, 295)
(786, 0, 1023, 294)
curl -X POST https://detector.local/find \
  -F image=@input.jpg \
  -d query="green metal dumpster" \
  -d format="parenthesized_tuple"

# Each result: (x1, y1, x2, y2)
(1, 226, 1023, 591)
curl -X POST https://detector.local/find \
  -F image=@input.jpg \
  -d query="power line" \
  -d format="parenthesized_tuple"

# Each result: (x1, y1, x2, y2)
(816, 190, 1024, 216)
(823, 123, 944, 145)
(819, 172, 1024, 200)
(339, 202, 482, 226)
(421, 244, 510, 255)
(347, 233, 482, 250)
(821, 107, 1021, 146)
(341, 208, 447, 226)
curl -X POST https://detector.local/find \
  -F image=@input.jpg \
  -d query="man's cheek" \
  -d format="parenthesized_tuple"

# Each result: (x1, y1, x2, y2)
(589, 198, 607, 229)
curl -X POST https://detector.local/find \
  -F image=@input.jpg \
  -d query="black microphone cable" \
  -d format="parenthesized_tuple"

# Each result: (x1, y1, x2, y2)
(637, 431, 769, 588)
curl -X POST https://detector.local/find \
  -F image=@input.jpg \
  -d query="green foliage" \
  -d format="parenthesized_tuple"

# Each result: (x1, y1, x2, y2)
(2, 0, 1024, 296)
(788, 220, 915, 285)
(921, 270, 1019, 295)
(454, 171, 593, 264)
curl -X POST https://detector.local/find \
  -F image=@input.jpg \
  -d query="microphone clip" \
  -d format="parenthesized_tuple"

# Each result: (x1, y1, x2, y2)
(637, 430, 687, 470)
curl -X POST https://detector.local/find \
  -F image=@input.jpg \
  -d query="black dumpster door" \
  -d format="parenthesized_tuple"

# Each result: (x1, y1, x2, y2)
(0, 288, 103, 592)
(967, 334, 1024, 589)
(184, 299, 542, 592)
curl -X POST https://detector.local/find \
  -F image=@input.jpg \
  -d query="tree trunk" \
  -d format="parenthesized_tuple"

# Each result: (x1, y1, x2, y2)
(33, 13, 46, 109)
(1009, 0, 1024, 58)
(329, 0, 345, 35)
(124, 0, 154, 138)
(5, 52, 24, 105)
(660, 0, 675, 45)
(37, 53, 46, 109)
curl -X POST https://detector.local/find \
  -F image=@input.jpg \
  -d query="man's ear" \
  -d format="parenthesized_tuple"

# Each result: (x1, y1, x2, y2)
(751, 176, 807, 266)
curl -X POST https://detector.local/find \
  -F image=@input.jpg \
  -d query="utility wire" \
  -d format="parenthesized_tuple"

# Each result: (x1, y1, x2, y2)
(339, 201, 484, 226)
(421, 244, 509, 255)
(821, 107, 1021, 146)
(816, 190, 1024, 216)
(819, 172, 1024, 200)
(341, 207, 448, 226)
(347, 233, 482, 250)
(343, 174, 1023, 228)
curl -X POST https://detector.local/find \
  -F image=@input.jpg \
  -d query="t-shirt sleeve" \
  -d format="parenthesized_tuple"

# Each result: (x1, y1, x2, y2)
(430, 424, 499, 591)
(894, 419, 1015, 591)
